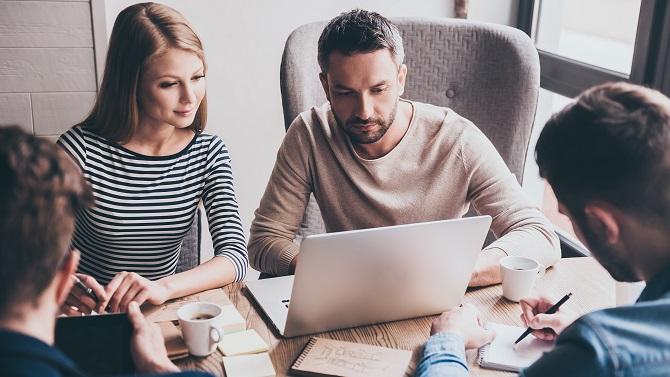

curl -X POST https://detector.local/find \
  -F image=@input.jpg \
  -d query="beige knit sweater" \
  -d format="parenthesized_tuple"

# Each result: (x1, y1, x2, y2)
(249, 100, 560, 276)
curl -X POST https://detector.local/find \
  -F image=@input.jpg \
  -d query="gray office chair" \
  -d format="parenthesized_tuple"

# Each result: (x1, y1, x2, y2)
(280, 17, 586, 258)
(176, 209, 201, 273)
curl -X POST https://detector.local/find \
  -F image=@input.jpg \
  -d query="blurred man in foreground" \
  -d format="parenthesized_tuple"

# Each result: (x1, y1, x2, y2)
(416, 82, 670, 376)
(0, 126, 210, 377)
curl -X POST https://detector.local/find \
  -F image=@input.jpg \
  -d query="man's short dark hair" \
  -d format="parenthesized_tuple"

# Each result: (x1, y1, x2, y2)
(535, 82, 670, 224)
(317, 9, 404, 73)
(0, 126, 93, 317)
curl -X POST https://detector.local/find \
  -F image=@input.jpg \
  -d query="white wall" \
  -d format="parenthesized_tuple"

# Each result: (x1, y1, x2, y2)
(469, 0, 518, 26)
(100, 1, 456, 260)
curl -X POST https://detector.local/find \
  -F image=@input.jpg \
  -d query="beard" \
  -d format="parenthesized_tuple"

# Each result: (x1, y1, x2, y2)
(574, 216, 639, 282)
(334, 101, 398, 145)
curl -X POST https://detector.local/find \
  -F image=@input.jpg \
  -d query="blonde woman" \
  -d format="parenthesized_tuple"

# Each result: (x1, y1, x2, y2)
(58, 2, 247, 314)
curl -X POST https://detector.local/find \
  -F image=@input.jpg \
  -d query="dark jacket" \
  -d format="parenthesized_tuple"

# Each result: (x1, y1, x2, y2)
(0, 329, 211, 377)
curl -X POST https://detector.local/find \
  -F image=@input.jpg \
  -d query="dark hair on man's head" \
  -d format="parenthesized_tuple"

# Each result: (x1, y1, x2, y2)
(0, 126, 93, 317)
(317, 9, 404, 73)
(535, 82, 670, 224)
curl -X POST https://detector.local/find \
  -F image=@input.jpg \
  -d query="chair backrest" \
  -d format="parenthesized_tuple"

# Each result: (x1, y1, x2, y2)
(176, 208, 201, 273)
(280, 17, 540, 239)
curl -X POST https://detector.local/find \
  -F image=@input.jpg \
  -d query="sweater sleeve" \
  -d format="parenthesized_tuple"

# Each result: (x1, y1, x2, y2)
(202, 137, 248, 281)
(248, 116, 313, 276)
(460, 125, 560, 268)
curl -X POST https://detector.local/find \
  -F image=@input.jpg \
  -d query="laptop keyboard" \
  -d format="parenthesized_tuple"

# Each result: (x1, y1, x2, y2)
(281, 299, 290, 308)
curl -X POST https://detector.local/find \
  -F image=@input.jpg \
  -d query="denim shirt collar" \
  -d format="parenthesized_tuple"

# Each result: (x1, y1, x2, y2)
(637, 264, 670, 302)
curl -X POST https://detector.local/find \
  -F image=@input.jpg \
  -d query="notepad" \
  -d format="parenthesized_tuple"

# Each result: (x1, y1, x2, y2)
(478, 322, 554, 372)
(218, 329, 269, 356)
(142, 288, 232, 322)
(158, 321, 189, 360)
(290, 337, 412, 377)
(222, 352, 275, 377)
(220, 305, 246, 334)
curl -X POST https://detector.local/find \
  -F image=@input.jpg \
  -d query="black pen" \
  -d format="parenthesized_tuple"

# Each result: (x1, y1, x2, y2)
(72, 275, 100, 304)
(514, 292, 572, 344)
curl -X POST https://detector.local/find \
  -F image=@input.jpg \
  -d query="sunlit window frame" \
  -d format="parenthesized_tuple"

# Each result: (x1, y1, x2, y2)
(515, 0, 670, 256)
(517, 0, 670, 97)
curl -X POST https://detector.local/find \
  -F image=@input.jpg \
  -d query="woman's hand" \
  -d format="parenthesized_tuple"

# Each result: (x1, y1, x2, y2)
(105, 271, 171, 312)
(60, 273, 108, 316)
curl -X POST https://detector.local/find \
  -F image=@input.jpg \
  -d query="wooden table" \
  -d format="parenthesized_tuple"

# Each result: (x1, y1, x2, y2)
(176, 257, 615, 376)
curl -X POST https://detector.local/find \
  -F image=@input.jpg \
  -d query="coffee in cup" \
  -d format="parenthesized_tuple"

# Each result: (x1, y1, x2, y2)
(177, 302, 224, 356)
(190, 313, 215, 321)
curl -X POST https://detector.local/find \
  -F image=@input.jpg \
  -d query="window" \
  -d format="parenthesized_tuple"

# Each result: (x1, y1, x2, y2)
(518, 0, 670, 97)
(535, 0, 640, 75)
(517, 0, 670, 253)
(523, 89, 580, 237)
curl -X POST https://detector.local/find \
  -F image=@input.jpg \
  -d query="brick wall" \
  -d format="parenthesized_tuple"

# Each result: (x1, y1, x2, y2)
(0, 0, 97, 142)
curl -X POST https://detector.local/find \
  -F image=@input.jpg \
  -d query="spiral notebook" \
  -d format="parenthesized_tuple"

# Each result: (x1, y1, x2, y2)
(478, 322, 554, 372)
(290, 337, 412, 377)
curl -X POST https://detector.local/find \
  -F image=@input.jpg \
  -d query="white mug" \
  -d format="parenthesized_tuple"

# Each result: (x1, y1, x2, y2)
(177, 302, 223, 356)
(500, 256, 546, 302)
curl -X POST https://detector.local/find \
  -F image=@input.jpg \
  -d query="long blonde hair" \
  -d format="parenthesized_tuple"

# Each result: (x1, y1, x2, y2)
(79, 2, 207, 143)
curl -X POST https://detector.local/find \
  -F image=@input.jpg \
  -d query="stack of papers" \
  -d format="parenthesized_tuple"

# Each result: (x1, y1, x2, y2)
(158, 321, 189, 360)
(142, 288, 232, 322)
(222, 353, 276, 377)
(219, 327, 274, 377)
(220, 305, 246, 334)
(218, 329, 269, 356)
(145, 288, 276, 376)
(215, 302, 274, 376)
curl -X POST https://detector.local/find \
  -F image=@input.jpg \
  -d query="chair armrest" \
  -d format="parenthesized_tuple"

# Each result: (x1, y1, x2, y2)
(556, 228, 591, 258)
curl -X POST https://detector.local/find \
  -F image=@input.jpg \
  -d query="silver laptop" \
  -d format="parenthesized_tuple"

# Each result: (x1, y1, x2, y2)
(245, 215, 492, 338)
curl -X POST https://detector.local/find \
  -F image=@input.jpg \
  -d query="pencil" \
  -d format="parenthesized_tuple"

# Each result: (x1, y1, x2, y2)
(72, 275, 100, 304)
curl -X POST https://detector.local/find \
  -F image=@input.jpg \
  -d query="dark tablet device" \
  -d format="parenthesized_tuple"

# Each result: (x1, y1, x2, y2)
(55, 313, 135, 376)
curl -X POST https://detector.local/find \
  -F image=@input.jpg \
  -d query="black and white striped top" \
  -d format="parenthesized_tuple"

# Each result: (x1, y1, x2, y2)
(57, 126, 248, 284)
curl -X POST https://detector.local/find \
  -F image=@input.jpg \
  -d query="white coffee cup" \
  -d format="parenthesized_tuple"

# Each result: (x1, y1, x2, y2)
(500, 256, 546, 302)
(177, 302, 223, 356)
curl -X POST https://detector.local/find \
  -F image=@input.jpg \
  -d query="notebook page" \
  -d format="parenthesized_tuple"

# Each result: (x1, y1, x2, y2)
(479, 322, 554, 372)
(291, 337, 412, 377)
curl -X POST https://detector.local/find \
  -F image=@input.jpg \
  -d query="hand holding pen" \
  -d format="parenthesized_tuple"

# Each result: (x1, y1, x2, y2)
(61, 273, 108, 316)
(518, 293, 578, 342)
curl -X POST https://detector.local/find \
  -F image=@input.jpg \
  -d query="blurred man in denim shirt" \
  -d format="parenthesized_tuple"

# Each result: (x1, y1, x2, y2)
(416, 82, 670, 377)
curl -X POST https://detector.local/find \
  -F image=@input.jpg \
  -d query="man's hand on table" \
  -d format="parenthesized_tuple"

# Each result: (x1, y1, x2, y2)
(468, 248, 507, 287)
(519, 296, 579, 341)
(127, 301, 180, 373)
(60, 273, 109, 316)
(431, 303, 496, 349)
